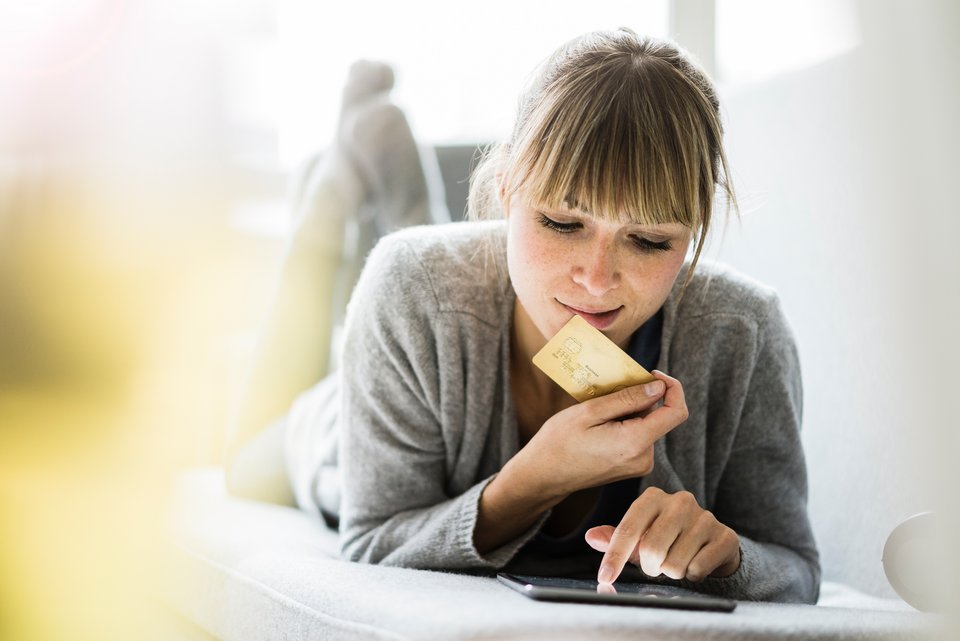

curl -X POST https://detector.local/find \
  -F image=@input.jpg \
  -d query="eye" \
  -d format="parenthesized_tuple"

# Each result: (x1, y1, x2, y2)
(536, 213, 581, 233)
(631, 236, 673, 253)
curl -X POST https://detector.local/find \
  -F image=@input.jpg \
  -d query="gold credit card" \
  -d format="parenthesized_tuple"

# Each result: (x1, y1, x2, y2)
(532, 314, 656, 402)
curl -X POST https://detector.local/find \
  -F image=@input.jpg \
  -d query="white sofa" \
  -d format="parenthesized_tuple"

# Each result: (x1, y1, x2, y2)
(167, 467, 932, 641)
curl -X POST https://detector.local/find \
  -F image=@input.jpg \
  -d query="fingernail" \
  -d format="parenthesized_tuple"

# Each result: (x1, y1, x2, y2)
(643, 380, 665, 396)
(598, 564, 615, 584)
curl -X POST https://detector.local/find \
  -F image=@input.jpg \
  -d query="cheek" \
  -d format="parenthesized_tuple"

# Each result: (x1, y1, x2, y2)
(507, 224, 558, 285)
(647, 237, 692, 283)
(654, 253, 688, 287)
(626, 250, 689, 302)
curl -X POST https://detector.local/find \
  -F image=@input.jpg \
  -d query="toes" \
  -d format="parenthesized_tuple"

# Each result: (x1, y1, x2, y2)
(332, 63, 444, 231)
(341, 60, 395, 110)
(341, 101, 423, 194)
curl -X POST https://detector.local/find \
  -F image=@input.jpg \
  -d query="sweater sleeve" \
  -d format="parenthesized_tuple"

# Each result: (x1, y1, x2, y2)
(692, 294, 821, 603)
(336, 235, 545, 570)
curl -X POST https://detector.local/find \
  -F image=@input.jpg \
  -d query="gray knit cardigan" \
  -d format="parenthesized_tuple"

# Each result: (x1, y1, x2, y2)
(308, 220, 820, 603)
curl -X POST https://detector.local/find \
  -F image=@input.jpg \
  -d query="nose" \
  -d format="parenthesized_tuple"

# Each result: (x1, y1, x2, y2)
(571, 239, 620, 296)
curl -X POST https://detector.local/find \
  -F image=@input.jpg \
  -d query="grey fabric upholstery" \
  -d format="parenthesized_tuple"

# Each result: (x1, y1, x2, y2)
(433, 144, 484, 221)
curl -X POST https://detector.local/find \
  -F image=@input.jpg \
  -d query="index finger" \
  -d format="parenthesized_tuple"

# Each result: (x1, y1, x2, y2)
(619, 370, 689, 441)
(597, 495, 662, 584)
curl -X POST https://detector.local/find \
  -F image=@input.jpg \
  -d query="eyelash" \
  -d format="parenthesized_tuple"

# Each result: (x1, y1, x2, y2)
(535, 213, 673, 253)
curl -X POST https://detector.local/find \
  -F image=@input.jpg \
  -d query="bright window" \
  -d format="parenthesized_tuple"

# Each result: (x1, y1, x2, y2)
(275, 1, 669, 167)
(716, 0, 861, 87)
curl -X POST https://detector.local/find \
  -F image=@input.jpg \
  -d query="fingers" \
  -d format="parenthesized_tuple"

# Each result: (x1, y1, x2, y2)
(575, 376, 667, 425)
(584, 525, 615, 552)
(595, 488, 740, 585)
(652, 369, 686, 413)
(539, 370, 688, 495)
(688, 530, 742, 580)
(566, 370, 687, 445)
(597, 490, 663, 583)
(596, 582, 617, 595)
(658, 507, 740, 581)
(590, 371, 689, 470)
(656, 498, 715, 580)
(629, 370, 689, 440)
(592, 370, 688, 437)
(635, 492, 692, 578)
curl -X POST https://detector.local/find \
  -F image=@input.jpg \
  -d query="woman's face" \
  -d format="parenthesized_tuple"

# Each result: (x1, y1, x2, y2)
(504, 189, 692, 349)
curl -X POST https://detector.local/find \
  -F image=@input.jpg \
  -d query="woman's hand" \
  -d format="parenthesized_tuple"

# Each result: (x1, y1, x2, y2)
(585, 487, 741, 584)
(475, 370, 687, 555)
(512, 370, 689, 500)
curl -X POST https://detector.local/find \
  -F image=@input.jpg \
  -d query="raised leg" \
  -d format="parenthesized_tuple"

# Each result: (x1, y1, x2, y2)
(225, 61, 445, 506)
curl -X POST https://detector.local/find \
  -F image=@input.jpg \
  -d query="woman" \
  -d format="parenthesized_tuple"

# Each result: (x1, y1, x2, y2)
(229, 28, 820, 604)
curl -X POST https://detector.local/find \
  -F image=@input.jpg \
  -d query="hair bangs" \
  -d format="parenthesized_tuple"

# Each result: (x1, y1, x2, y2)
(505, 57, 717, 232)
(468, 29, 738, 296)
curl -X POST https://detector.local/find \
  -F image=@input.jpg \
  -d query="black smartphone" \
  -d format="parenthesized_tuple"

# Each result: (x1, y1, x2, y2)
(497, 573, 737, 612)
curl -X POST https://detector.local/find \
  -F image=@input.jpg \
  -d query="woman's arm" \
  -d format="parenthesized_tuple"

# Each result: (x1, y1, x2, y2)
(473, 458, 561, 555)
(338, 234, 546, 569)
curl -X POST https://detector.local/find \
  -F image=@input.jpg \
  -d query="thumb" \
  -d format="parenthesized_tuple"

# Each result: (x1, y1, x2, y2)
(585, 525, 615, 551)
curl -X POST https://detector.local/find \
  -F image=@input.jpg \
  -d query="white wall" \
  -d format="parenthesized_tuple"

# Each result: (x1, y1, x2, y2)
(700, 0, 960, 599)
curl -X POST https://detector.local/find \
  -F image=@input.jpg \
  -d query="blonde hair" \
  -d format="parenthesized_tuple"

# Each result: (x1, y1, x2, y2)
(467, 28, 737, 291)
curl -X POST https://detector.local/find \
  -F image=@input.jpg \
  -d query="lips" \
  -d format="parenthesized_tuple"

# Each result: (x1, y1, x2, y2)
(560, 302, 623, 330)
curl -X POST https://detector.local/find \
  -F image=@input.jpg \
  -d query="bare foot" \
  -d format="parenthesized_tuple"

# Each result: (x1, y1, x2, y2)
(341, 99, 433, 230)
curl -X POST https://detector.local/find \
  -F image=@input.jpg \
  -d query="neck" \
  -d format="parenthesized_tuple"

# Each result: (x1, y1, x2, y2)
(511, 301, 567, 400)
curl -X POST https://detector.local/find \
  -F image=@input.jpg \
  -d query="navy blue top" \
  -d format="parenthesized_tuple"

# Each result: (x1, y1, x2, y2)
(522, 308, 664, 557)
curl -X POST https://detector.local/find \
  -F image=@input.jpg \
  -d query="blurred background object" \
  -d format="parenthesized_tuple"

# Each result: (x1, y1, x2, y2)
(1, 1, 957, 639)
(882, 512, 949, 612)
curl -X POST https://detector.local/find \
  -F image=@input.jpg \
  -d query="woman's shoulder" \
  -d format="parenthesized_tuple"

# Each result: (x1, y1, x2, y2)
(375, 220, 506, 268)
(668, 260, 784, 328)
(357, 220, 511, 325)
(664, 261, 799, 374)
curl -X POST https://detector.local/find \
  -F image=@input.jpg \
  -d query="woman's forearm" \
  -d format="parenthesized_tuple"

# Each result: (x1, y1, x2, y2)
(473, 456, 566, 555)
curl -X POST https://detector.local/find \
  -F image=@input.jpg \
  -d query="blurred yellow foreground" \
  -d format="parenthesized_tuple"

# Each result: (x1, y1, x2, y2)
(0, 6, 285, 639)
(0, 164, 274, 640)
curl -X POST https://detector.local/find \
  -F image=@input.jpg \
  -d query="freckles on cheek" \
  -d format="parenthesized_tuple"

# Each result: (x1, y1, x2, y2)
(514, 227, 551, 269)
(632, 254, 687, 299)
(526, 241, 552, 265)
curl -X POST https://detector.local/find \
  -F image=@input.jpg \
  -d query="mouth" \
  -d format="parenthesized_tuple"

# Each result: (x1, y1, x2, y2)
(559, 302, 624, 330)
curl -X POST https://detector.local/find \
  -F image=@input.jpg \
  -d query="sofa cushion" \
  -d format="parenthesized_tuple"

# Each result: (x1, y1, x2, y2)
(167, 468, 935, 641)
